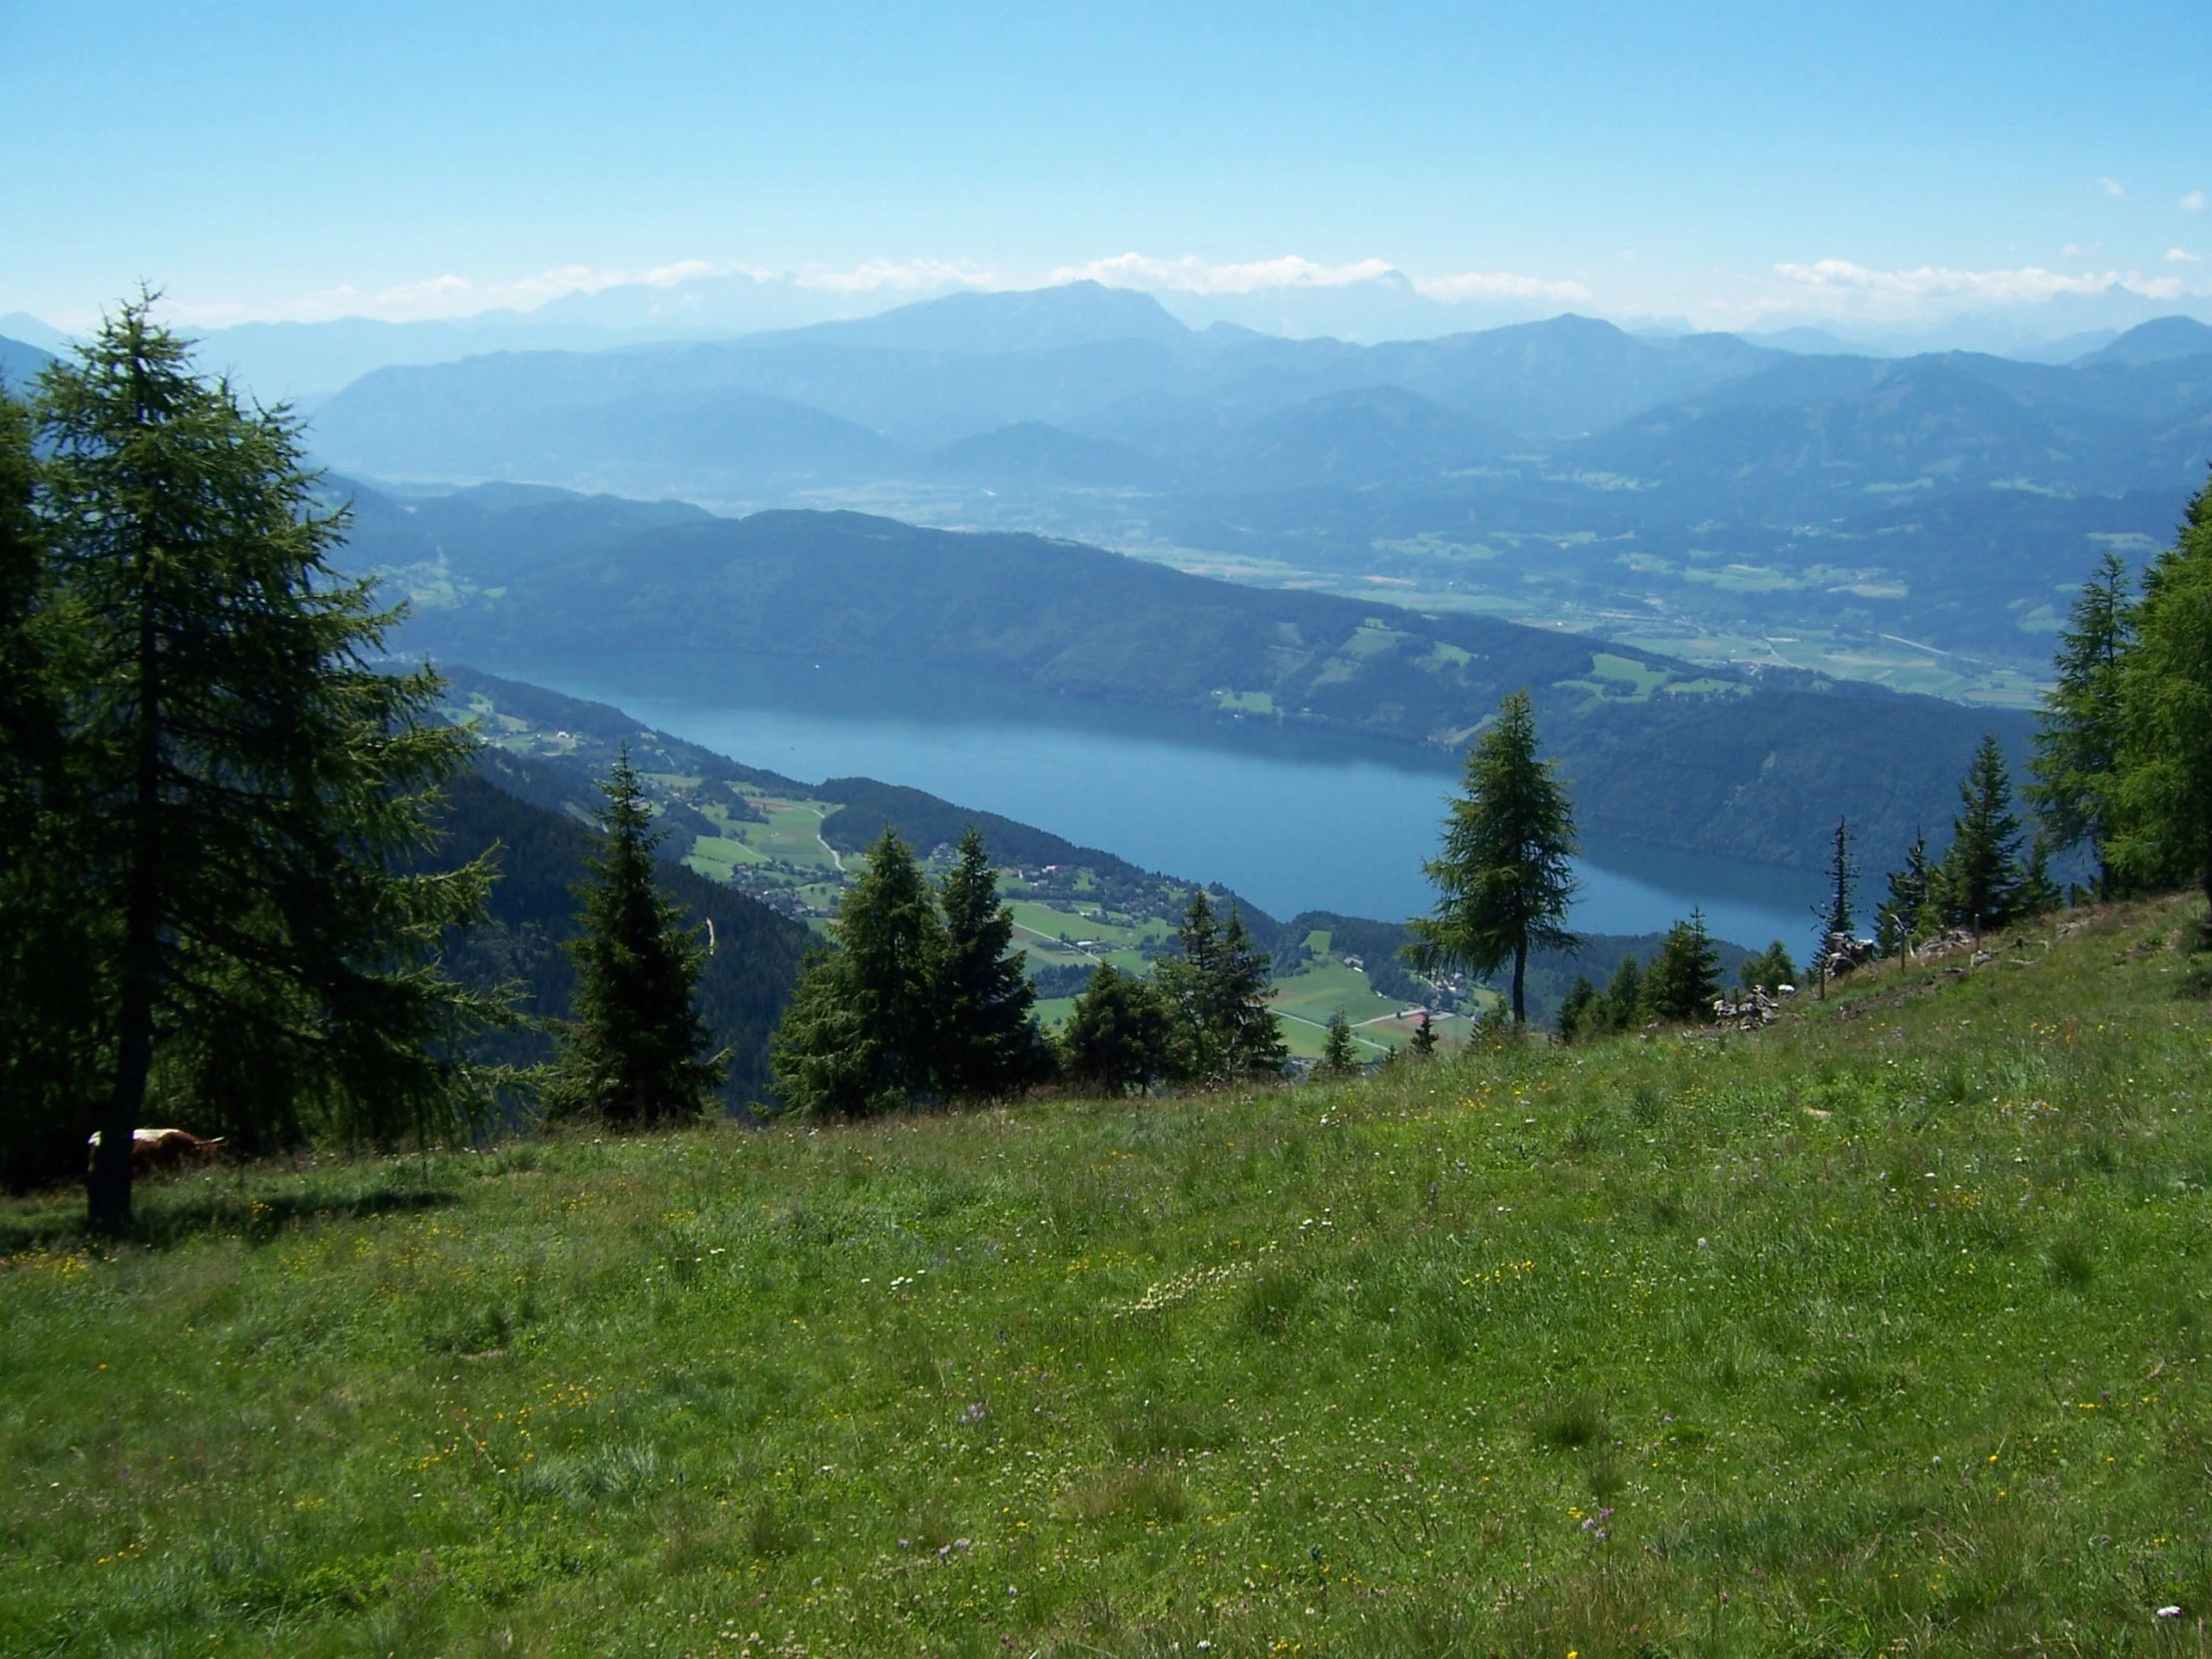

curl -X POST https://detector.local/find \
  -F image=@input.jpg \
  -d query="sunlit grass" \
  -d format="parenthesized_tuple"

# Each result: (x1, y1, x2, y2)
(4, 896, 2211, 1654)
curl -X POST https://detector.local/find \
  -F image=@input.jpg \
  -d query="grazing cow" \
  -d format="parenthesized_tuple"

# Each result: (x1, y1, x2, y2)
(86, 1128, 227, 1180)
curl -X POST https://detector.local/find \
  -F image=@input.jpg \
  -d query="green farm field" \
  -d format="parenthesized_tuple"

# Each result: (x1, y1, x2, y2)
(8, 896, 2212, 1654)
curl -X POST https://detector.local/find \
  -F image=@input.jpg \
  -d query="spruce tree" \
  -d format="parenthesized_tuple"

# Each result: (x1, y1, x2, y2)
(548, 751, 728, 1127)
(1875, 831, 1934, 956)
(1602, 952, 1645, 1032)
(39, 299, 501, 1228)
(1554, 974, 1600, 1043)
(1316, 1011, 1360, 1080)
(1215, 906, 1288, 1078)
(770, 827, 942, 1115)
(1408, 1008, 1439, 1058)
(1404, 690, 1578, 1023)
(1935, 736, 2027, 938)
(2111, 472, 2212, 937)
(1643, 910, 1722, 1023)
(1822, 818, 1855, 944)
(933, 828, 1048, 1101)
(1154, 891, 1286, 1083)
(2029, 551, 2133, 897)
(1738, 941, 1798, 994)
(1057, 963, 1172, 1094)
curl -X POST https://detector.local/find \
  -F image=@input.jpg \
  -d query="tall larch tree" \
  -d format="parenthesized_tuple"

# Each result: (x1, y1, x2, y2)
(40, 299, 501, 1228)
(1404, 690, 1578, 1023)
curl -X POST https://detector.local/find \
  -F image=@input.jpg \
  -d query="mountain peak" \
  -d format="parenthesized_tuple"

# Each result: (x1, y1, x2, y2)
(2082, 314, 2212, 366)
(745, 280, 1194, 356)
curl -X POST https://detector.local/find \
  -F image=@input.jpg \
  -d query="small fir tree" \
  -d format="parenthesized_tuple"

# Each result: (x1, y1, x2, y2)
(1316, 1011, 1360, 1080)
(1408, 1008, 1439, 1058)
(548, 751, 728, 1127)
(932, 828, 1048, 1101)
(1738, 941, 1798, 995)
(1554, 974, 1600, 1044)
(1057, 963, 1172, 1095)
(1823, 818, 1855, 943)
(1935, 736, 2027, 938)
(1602, 952, 1645, 1032)
(2029, 551, 2133, 897)
(1875, 831, 1934, 956)
(1155, 891, 1286, 1083)
(1215, 906, 1288, 1078)
(2111, 472, 2212, 938)
(1404, 690, 1578, 1023)
(770, 828, 943, 1116)
(1643, 910, 1722, 1024)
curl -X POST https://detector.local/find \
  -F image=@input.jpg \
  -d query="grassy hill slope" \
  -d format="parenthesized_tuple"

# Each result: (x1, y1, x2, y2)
(5, 895, 2209, 1654)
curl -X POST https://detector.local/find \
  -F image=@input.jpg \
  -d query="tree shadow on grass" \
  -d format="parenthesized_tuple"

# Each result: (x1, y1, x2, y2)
(0, 1183, 456, 1255)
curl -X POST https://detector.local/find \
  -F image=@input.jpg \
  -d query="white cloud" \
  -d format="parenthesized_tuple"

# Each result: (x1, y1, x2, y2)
(1044, 251, 1587, 303)
(1413, 270, 1592, 302)
(1761, 258, 2183, 318)
(1046, 253, 1395, 294)
(794, 258, 996, 294)
(2060, 243, 2084, 257)
(2184, 190, 2208, 214)
(2097, 177, 2128, 199)
(155, 260, 727, 325)
(2169, 248, 2205, 265)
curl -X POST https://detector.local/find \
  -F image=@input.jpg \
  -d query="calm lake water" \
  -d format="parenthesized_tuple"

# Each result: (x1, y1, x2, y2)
(505, 653, 1825, 954)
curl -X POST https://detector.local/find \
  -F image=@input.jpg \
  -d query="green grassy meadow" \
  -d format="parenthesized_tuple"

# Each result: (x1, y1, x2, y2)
(7, 898, 2212, 1655)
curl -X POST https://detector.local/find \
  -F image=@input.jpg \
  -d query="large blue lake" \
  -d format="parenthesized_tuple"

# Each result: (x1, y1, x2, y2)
(505, 653, 1826, 954)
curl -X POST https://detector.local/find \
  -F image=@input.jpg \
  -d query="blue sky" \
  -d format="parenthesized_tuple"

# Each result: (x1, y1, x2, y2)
(2, 0, 2205, 332)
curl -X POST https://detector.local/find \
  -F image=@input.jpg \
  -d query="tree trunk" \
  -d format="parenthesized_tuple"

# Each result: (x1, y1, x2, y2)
(89, 509, 162, 1232)
(1510, 940, 1526, 1025)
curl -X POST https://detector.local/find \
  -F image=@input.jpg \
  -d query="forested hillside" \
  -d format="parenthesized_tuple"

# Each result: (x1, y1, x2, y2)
(355, 501, 2026, 872)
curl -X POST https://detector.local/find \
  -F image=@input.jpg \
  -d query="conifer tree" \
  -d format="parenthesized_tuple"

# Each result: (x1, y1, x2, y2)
(40, 299, 500, 1228)
(1602, 952, 1645, 1032)
(2029, 551, 2133, 897)
(2111, 472, 2212, 938)
(0, 387, 107, 1191)
(1408, 1008, 1439, 1058)
(1405, 690, 1578, 1023)
(1822, 818, 1855, 944)
(547, 751, 728, 1127)
(1934, 736, 2027, 938)
(1738, 941, 1797, 994)
(1875, 831, 1934, 956)
(1316, 1011, 1360, 1080)
(1554, 974, 1600, 1043)
(1215, 906, 1288, 1078)
(1154, 890, 1287, 1083)
(932, 828, 1048, 1101)
(1057, 963, 1172, 1094)
(1643, 910, 1721, 1023)
(770, 827, 943, 1116)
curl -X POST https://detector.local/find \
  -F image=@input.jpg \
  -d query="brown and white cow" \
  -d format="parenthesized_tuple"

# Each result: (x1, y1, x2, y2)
(86, 1128, 227, 1179)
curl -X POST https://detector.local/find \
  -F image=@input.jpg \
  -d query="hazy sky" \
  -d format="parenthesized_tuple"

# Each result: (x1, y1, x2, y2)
(3, 0, 2204, 330)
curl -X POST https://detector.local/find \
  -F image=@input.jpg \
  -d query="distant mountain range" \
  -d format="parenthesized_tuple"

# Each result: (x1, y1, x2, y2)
(288, 288, 2212, 684)
(336, 482, 2029, 875)
(16, 282, 2212, 693)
